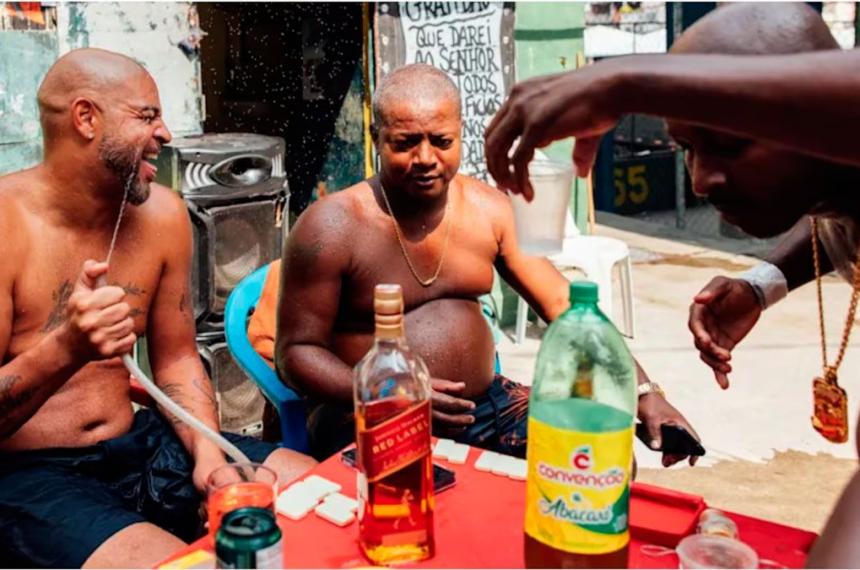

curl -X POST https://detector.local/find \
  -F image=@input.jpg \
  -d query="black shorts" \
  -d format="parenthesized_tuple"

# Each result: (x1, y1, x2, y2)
(0, 409, 277, 568)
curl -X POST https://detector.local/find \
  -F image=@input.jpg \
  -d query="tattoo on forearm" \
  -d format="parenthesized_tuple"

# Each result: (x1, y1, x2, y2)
(192, 377, 218, 409)
(158, 379, 218, 426)
(129, 308, 145, 319)
(159, 381, 194, 425)
(179, 291, 189, 314)
(0, 374, 39, 430)
(41, 280, 73, 333)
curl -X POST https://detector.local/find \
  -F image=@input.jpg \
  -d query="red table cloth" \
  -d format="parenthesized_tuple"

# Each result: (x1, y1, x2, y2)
(161, 445, 816, 568)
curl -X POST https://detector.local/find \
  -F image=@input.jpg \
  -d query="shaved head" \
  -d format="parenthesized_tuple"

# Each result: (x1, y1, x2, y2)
(38, 48, 149, 143)
(666, 3, 841, 239)
(372, 63, 461, 128)
(37, 48, 168, 205)
(672, 3, 839, 55)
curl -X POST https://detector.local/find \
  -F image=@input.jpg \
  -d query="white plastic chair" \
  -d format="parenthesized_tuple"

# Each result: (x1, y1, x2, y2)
(515, 212, 635, 343)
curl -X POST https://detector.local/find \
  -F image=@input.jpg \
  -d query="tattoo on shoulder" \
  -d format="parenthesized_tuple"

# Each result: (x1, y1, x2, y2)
(41, 280, 74, 333)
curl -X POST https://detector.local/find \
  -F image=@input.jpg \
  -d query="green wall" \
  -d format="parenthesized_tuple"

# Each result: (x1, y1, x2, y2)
(0, 31, 58, 174)
(492, 2, 586, 329)
(514, 2, 586, 233)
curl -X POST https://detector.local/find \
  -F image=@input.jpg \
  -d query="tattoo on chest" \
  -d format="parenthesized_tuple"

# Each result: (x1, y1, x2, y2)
(119, 283, 146, 297)
(40, 280, 148, 332)
(121, 283, 147, 319)
(41, 280, 74, 333)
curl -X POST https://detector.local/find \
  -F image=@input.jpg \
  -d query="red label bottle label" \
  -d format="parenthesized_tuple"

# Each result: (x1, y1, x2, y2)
(358, 400, 431, 482)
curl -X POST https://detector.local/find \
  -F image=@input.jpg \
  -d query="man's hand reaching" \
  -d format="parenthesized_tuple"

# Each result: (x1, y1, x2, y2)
(688, 276, 762, 389)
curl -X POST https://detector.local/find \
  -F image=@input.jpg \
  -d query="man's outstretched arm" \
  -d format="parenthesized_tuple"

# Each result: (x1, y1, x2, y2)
(486, 50, 860, 197)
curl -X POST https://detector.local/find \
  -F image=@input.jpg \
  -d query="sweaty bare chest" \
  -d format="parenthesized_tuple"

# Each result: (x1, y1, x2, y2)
(344, 230, 497, 317)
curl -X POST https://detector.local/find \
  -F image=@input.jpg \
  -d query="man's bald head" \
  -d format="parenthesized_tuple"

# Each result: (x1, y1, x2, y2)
(372, 63, 461, 128)
(672, 3, 839, 56)
(38, 48, 150, 142)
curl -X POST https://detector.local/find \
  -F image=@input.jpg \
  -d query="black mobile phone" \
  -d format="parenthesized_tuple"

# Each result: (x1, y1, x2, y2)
(635, 423, 706, 457)
(340, 448, 457, 493)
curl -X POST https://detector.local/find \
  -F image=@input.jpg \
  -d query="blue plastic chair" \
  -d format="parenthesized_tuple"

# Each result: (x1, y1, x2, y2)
(224, 264, 309, 453)
(479, 294, 503, 375)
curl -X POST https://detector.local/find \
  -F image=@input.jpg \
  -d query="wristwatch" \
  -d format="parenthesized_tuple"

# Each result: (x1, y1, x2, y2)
(637, 382, 665, 398)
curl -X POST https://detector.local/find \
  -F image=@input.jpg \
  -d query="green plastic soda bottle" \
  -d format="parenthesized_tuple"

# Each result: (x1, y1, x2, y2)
(524, 281, 637, 569)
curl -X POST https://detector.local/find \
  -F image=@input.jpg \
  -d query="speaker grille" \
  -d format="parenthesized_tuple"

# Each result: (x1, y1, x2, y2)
(199, 336, 265, 437)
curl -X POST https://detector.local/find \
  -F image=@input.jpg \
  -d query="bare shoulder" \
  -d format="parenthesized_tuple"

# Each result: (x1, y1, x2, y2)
(137, 183, 188, 228)
(458, 174, 511, 206)
(290, 181, 366, 243)
(0, 170, 35, 256)
(456, 174, 513, 220)
(286, 181, 368, 270)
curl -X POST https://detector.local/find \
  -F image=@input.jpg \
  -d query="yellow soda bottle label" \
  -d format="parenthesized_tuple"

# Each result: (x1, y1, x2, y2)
(524, 415, 633, 554)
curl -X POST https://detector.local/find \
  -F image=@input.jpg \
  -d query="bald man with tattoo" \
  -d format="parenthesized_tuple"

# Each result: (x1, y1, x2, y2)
(0, 48, 315, 569)
(276, 63, 698, 465)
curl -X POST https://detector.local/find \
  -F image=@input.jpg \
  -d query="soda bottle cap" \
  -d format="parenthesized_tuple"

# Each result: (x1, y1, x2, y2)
(569, 280, 599, 304)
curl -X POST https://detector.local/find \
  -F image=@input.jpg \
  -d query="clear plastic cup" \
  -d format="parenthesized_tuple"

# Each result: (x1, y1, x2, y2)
(676, 534, 759, 569)
(698, 508, 739, 539)
(510, 158, 574, 256)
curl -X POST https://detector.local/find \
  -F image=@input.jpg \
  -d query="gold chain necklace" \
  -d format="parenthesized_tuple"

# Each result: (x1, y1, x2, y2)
(379, 182, 452, 287)
(810, 216, 860, 443)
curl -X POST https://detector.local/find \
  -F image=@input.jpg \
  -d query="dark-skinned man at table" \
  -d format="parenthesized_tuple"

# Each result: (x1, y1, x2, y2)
(274, 63, 699, 468)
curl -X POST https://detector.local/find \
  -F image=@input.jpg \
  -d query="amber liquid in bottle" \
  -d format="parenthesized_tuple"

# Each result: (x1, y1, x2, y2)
(354, 284, 435, 565)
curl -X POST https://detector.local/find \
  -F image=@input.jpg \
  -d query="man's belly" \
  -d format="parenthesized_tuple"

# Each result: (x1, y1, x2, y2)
(0, 360, 135, 452)
(335, 298, 497, 399)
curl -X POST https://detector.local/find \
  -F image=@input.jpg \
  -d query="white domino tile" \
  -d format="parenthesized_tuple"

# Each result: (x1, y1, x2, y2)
(276, 489, 319, 520)
(433, 438, 457, 459)
(301, 475, 342, 501)
(323, 492, 358, 513)
(314, 500, 356, 527)
(474, 450, 503, 472)
(446, 443, 470, 464)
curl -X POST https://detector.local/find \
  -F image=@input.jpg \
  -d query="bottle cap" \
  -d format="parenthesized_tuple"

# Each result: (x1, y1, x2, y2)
(374, 284, 403, 315)
(569, 280, 599, 304)
(374, 284, 404, 337)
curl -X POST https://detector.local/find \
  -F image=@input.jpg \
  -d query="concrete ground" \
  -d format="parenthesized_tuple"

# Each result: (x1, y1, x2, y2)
(497, 223, 860, 533)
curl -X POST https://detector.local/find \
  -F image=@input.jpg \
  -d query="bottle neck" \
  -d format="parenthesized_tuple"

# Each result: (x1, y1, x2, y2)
(375, 317, 405, 341)
(570, 300, 599, 312)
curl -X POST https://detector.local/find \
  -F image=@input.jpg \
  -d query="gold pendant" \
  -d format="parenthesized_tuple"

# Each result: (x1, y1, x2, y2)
(812, 373, 849, 444)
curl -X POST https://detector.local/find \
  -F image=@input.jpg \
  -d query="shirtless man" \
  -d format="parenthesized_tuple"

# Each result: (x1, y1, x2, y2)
(0, 48, 314, 569)
(484, 5, 860, 566)
(276, 63, 696, 463)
